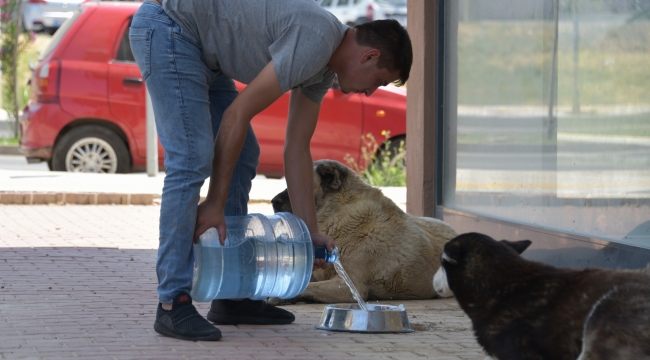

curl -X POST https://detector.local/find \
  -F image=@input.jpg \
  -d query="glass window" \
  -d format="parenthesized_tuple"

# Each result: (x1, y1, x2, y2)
(321, 0, 333, 7)
(375, 0, 407, 4)
(443, 0, 650, 249)
(338, 0, 349, 6)
(39, 9, 83, 61)
(115, 22, 135, 62)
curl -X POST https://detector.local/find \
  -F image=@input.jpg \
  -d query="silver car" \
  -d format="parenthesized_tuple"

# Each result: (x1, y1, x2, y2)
(317, 0, 407, 28)
(22, 0, 85, 34)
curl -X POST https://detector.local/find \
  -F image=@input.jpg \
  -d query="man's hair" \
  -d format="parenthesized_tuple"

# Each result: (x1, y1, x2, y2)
(354, 19, 412, 87)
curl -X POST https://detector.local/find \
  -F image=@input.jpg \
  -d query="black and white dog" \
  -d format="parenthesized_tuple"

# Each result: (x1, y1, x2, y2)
(433, 232, 650, 360)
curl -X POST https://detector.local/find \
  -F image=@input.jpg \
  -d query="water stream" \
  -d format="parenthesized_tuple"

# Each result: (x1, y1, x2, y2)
(333, 259, 368, 311)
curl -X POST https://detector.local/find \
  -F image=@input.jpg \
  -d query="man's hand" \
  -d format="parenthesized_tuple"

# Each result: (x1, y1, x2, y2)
(194, 201, 227, 245)
(312, 233, 335, 270)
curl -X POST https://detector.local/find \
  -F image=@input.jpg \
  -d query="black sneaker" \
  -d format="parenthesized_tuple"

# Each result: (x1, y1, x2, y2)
(207, 299, 295, 325)
(154, 292, 222, 341)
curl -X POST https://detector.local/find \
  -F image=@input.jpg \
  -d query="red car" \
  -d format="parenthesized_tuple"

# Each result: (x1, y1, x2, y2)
(20, 1, 406, 178)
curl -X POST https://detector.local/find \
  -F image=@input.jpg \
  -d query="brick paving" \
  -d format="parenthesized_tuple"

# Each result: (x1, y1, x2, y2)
(0, 204, 486, 360)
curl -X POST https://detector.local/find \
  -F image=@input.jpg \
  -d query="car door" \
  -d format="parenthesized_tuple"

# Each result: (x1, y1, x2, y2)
(251, 86, 364, 176)
(108, 20, 164, 163)
(311, 89, 364, 165)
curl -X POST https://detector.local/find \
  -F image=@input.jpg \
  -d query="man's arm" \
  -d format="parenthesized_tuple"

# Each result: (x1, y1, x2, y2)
(194, 61, 283, 244)
(285, 88, 336, 262)
(284, 88, 319, 234)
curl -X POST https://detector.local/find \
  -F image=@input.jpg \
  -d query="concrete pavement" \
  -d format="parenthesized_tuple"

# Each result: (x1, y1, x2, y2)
(0, 204, 485, 360)
(0, 168, 487, 359)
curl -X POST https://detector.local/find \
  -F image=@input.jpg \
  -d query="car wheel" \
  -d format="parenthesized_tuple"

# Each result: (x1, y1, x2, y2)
(52, 125, 130, 173)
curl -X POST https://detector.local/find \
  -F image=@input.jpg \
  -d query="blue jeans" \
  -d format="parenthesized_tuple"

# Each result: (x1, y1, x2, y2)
(129, 1, 260, 303)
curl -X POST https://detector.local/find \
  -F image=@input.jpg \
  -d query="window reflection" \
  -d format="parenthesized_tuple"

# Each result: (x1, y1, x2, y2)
(443, 0, 650, 248)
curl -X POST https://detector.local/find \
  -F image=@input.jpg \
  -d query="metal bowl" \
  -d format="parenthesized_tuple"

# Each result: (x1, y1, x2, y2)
(315, 303, 414, 333)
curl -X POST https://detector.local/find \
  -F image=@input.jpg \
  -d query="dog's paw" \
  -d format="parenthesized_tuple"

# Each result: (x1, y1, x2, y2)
(266, 297, 281, 306)
(267, 297, 297, 306)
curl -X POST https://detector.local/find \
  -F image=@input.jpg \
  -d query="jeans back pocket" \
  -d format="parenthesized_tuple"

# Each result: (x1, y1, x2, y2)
(129, 27, 153, 80)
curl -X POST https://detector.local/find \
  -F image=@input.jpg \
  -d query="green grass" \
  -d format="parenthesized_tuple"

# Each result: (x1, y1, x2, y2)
(457, 21, 650, 107)
(0, 137, 19, 146)
(454, 20, 650, 147)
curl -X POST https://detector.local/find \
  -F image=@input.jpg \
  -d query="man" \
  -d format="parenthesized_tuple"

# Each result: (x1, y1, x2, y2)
(130, 0, 412, 341)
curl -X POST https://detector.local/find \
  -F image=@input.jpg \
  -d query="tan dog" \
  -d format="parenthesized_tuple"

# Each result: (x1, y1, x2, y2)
(270, 159, 457, 304)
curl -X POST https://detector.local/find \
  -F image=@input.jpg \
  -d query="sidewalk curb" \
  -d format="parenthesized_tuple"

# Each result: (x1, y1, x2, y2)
(0, 192, 277, 205)
(0, 146, 21, 155)
(0, 191, 157, 205)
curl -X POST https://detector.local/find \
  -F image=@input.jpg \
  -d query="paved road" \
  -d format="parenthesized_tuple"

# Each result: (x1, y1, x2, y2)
(0, 118, 14, 138)
(0, 205, 485, 360)
(0, 155, 49, 171)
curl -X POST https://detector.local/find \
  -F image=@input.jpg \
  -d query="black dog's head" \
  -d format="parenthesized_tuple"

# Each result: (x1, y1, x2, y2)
(433, 232, 531, 301)
(271, 159, 353, 214)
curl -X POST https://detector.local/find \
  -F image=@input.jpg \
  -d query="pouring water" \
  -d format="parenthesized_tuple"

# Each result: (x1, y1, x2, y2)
(333, 259, 368, 311)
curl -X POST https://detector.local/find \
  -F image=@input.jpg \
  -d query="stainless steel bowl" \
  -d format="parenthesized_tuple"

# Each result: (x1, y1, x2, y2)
(315, 304, 414, 333)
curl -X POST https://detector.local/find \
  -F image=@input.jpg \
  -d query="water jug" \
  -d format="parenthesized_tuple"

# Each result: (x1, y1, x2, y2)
(190, 212, 338, 302)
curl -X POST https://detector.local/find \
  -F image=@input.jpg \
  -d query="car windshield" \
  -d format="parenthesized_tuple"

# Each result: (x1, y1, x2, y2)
(38, 9, 84, 61)
(375, 0, 407, 5)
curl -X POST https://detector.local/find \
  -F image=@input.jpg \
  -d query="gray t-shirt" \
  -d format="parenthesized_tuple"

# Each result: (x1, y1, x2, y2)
(162, 0, 348, 104)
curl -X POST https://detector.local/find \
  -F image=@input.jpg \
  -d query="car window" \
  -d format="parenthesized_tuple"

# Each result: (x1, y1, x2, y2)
(375, 0, 407, 4)
(354, 0, 362, 3)
(321, 0, 332, 7)
(115, 20, 135, 62)
(38, 9, 84, 61)
(338, 0, 349, 6)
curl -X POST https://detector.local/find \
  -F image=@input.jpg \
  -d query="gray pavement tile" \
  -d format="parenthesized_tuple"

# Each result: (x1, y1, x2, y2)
(0, 205, 484, 359)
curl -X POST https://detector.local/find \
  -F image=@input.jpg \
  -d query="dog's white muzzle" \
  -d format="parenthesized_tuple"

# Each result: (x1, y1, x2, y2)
(433, 266, 454, 297)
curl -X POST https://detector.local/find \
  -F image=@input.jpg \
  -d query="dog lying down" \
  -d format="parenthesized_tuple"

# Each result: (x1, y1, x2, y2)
(433, 232, 650, 360)
(270, 159, 457, 304)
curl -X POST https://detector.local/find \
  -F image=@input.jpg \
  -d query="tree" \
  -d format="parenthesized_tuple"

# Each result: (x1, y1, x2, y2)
(0, 0, 33, 138)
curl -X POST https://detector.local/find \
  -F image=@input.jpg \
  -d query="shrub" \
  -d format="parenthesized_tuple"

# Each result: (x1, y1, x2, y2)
(344, 130, 406, 187)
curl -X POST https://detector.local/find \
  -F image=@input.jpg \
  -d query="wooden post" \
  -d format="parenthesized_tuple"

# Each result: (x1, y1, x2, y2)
(406, 0, 439, 217)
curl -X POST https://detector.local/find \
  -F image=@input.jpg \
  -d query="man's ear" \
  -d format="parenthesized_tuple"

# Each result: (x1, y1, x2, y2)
(360, 49, 380, 64)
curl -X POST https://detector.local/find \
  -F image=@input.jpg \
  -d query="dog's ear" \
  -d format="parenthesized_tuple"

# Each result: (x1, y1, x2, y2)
(442, 241, 464, 265)
(500, 239, 532, 255)
(316, 161, 347, 191)
(271, 189, 292, 213)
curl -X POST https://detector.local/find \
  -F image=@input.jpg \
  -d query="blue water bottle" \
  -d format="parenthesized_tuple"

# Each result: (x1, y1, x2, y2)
(190, 212, 338, 302)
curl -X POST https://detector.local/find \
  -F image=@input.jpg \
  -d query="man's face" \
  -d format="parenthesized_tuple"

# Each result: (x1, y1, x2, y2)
(337, 51, 401, 97)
